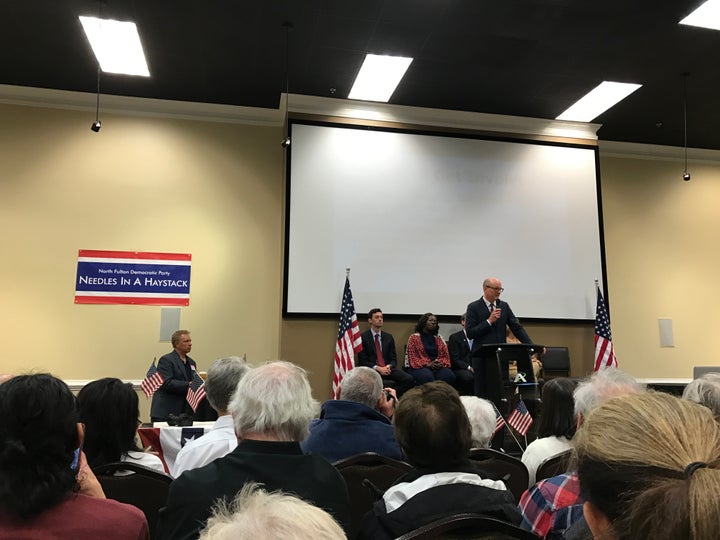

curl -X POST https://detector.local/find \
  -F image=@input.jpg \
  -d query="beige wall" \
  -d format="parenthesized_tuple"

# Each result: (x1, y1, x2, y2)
(3, 100, 718, 414)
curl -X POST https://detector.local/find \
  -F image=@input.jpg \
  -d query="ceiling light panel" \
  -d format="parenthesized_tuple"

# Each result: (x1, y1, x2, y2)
(348, 54, 413, 102)
(556, 81, 641, 122)
(680, 0, 720, 31)
(79, 16, 150, 76)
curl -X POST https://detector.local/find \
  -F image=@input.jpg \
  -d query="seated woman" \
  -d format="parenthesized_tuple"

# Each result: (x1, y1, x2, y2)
(406, 313, 456, 386)
(0, 373, 148, 539)
(78, 377, 165, 473)
(521, 377, 576, 485)
(576, 392, 720, 540)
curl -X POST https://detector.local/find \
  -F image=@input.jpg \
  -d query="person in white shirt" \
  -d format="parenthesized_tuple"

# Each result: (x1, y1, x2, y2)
(172, 356, 249, 477)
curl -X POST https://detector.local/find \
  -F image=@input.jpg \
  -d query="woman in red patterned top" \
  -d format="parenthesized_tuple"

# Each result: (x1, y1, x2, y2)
(406, 313, 457, 387)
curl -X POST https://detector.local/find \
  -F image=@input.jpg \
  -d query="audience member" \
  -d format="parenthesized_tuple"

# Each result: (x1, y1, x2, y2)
(199, 482, 346, 540)
(518, 369, 644, 539)
(157, 361, 350, 540)
(447, 313, 478, 395)
(78, 377, 165, 473)
(358, 381, 520, 539)
(0, 374, 148, 539)
(302, 366, 401, 462)
(150, 329, 198, 422)
(576, 392, 720, 540)
(521, 378, 576, 486)
(682, 372, 720, 420)
(357, 308, 416, 396)
(406, 313, 456, 386)
(460, 395, 497, 449)
(173, 356, 249, 477)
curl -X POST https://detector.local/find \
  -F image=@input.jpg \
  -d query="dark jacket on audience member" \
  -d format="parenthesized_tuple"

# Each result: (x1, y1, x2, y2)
(156, 439, 350, 540)
(302, 400, 402, 462)
(357, 463, 520, 540)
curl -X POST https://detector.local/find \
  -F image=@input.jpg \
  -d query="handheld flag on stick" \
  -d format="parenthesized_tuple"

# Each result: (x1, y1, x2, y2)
(507, 399, 533, 436)
(333, 273, 362, 399)
(140, 359, 164, 398)
(186, 370, 206, 412)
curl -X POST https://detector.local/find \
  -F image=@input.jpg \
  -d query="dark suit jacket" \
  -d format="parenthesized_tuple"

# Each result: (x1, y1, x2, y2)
(447, 329, 481, 371)
(157, 439, 350, 540)
(357, 329, 398, 369)
(465, 298, 531, 345)
(149, 350, 197, 420)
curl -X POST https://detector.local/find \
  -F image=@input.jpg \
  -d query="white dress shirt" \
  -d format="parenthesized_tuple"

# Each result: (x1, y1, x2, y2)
(171, 415, 237, 477)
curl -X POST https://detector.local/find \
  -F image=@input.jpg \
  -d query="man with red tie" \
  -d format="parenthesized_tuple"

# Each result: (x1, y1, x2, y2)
(357, 308, 415, 397)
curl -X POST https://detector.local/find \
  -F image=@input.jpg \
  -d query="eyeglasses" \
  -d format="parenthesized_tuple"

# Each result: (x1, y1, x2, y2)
(485, 286, 504, 292)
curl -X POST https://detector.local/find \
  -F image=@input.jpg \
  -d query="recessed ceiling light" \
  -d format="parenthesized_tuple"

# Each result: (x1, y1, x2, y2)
(680, 0, 720, 31)
(79, 16, 150, 76)
(556, 81, 642, 122)
(348, 54, 413, 102)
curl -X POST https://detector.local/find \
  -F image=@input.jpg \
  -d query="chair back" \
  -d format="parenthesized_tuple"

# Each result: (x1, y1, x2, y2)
(468, 448, 529, 503)
(333, 452, 413, 540)
(535, 449, 574, 483)
(542, 347, 571, 378)
(693, 366, 720, 379)
(92, 461, 173, 538)
(395, 512, 540, 539)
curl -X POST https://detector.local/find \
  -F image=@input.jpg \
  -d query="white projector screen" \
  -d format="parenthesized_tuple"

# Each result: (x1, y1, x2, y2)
(285, 121, 605, 320)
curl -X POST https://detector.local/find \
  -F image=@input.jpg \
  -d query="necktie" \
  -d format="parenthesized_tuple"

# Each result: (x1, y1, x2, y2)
(375, 334, 386, 367)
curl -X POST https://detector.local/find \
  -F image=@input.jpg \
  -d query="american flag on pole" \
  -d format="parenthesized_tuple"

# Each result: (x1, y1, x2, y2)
(507, 399, 533, 436)
(493, 410, 506, 435)
(333, 276, 362, 399)
(594, 288, 618, 371)
(140, 360, 165, 398)
(186, 369, 206, 412)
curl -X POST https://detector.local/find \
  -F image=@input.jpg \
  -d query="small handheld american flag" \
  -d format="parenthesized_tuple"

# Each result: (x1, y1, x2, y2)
(507, 399, 533, 436)
(186, 370, 206, 412)
(140, 360, 164, 398)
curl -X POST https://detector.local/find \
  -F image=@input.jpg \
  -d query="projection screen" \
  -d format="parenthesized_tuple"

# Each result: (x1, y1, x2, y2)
(284, 121, 605, 321)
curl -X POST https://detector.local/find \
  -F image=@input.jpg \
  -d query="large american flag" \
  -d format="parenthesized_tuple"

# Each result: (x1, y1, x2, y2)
(140, 360, 165, 398)
(594, 288, 618, 371)
(333, 277, 362, 399)
(186, 369, 206, 412)
(507, 399, 533, 436)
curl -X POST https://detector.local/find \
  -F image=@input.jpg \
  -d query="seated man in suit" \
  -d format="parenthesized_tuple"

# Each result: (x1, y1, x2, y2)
(447, 313, 477, 395)
(357, 308, 415, 397)
(157, 361, 350, 540)
(302, 366, 402, 462)
(150, 329, 198, 423)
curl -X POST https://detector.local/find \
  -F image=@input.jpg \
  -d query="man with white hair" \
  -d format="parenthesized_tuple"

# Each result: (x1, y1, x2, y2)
(157, 361, 350, 540)
(459, 395, 497, 448)
(172, 356, 249, 477)
(302, 366, 401, 462)
(518, 368, 645, 539)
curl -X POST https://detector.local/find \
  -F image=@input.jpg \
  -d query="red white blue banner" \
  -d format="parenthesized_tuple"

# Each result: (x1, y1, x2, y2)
(75, 249, 192, 306)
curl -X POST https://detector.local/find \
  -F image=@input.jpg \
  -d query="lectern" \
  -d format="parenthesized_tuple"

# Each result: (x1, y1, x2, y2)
(472, 342, 542, 410)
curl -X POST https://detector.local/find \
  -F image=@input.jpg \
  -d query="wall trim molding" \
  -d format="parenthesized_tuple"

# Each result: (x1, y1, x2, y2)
(599, 140, 720, 164)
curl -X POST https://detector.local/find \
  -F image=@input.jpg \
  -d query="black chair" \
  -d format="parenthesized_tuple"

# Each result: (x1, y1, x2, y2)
(333, 452, 413, 540)
(535, 449, 574, 483)
(468, 448, 529, 503)
(92, 461, 173, 539)
(541, 347, 571, 379)
(396, 512, 540, 540)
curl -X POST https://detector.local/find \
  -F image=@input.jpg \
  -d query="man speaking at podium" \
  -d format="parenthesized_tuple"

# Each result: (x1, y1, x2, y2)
(465, 277, 533, 405)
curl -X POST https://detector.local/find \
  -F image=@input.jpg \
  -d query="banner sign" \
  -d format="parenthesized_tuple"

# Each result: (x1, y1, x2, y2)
(75, 249, 192, 306)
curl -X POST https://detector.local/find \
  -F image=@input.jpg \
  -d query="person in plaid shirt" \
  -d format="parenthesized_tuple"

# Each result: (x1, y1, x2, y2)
(517, 369, 644, 538)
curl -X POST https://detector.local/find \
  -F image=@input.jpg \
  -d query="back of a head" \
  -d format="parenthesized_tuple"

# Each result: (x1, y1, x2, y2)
(199, 483, 345, 540)
(573, 368, 645, 418)
(205, 356, 250, 414)
(0, 374, 79, 520)
(394, 381, 471, 468)
(339, 366, 382, 408)
(537, 377, 577, 439)
(229, 361, 319, 441)
(459, 396, 496, 448)
(77, 377, 140, 468)
(575, 392, 720, 540)
(682, 373, 720, 420)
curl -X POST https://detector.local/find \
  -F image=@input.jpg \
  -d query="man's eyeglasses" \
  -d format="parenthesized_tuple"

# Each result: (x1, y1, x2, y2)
(485, 286, 504, 292)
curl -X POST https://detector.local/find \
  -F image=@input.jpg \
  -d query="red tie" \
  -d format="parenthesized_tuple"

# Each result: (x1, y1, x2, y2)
(375, 334, 386, 367)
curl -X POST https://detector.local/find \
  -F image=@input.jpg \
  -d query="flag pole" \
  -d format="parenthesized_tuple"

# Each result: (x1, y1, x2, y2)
(491, 402, 524, 451)
(346, 267, 350, 278)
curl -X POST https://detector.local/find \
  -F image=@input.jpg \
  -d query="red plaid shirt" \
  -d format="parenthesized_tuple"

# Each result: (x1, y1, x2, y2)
(517, 471, 585, 539)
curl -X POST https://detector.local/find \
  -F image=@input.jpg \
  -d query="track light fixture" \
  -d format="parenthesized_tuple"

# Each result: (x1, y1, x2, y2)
(280, 21, 292, 148)
(682, 73, 690, 181)
(91, 120, 102, 132)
